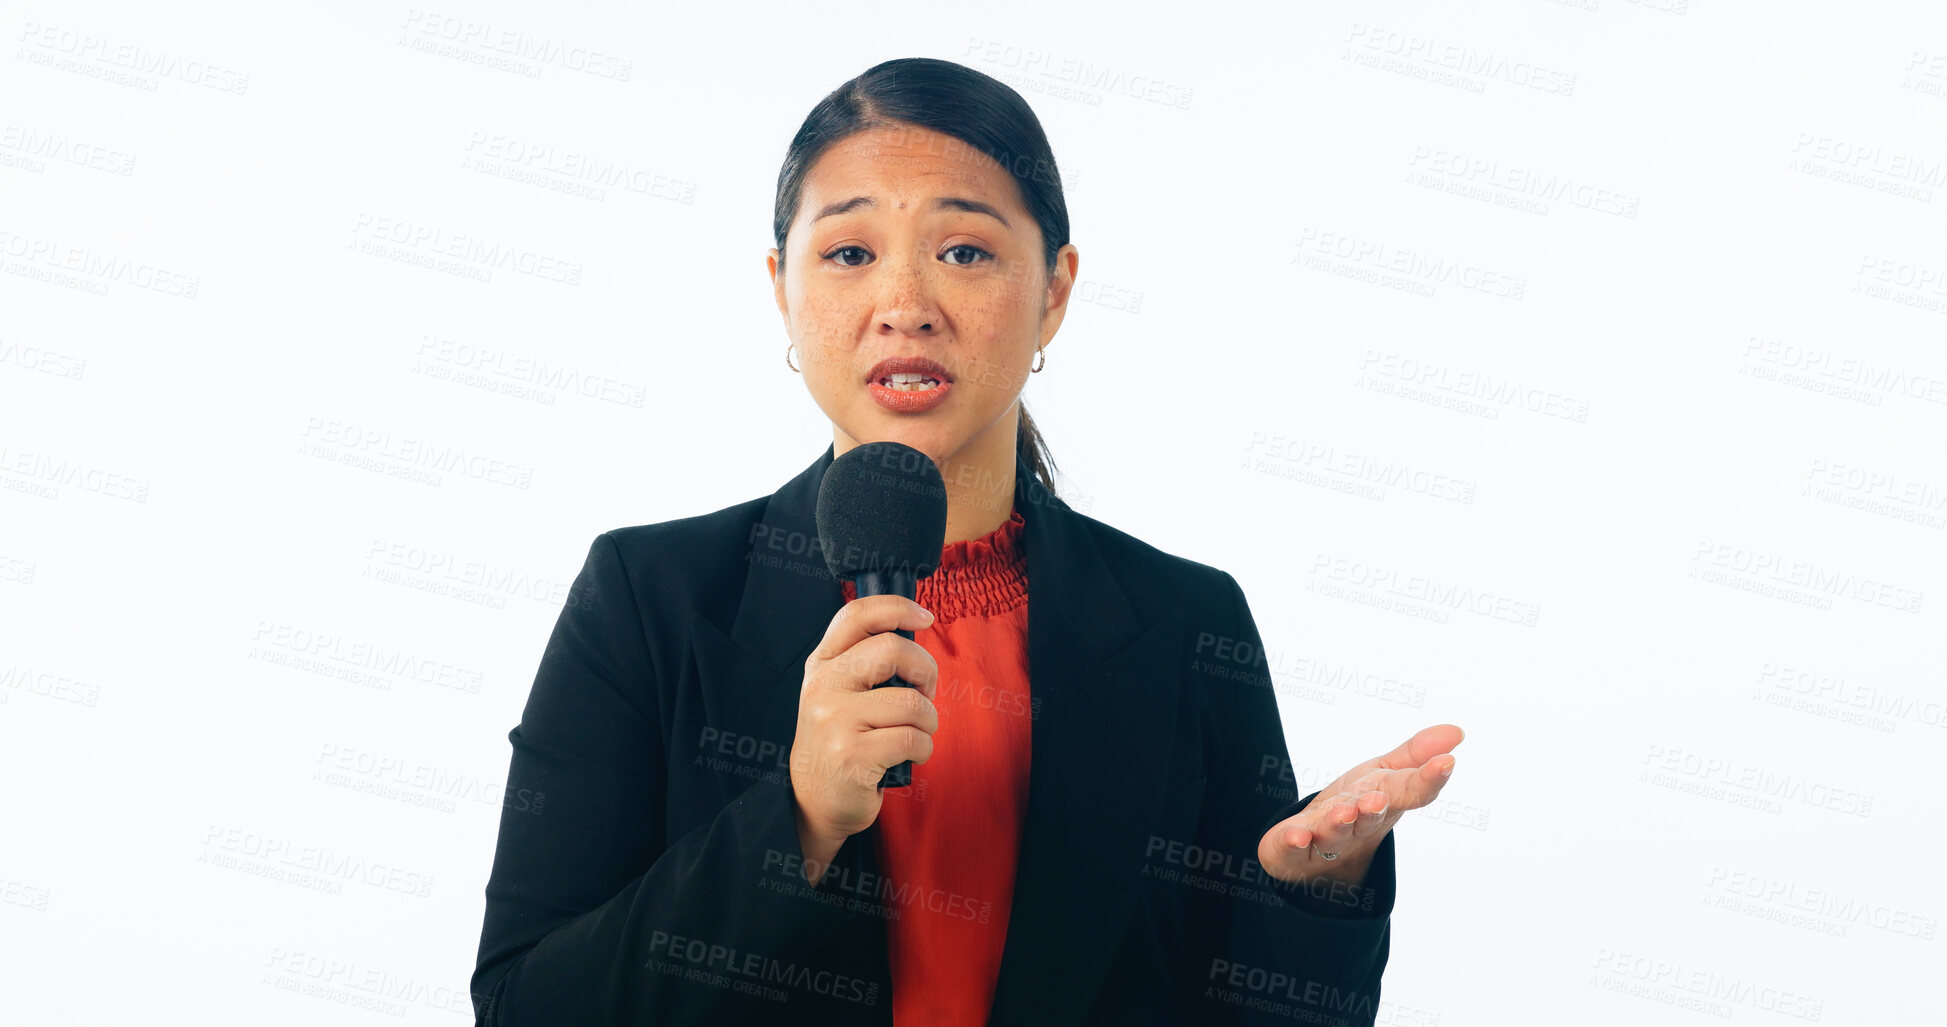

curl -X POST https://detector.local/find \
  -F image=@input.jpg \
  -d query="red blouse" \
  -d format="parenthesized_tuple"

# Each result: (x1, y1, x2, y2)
(839, 505, 1031, 1026)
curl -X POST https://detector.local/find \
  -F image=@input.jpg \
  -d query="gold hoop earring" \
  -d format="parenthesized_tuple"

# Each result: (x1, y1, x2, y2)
(1030, 347, 1046, 373)
(785, 344, 800, 373)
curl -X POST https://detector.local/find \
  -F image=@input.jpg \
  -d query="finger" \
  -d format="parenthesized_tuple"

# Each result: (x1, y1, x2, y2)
(1352, 788, 1391, 840)
(1365, 758, 1457, 812)
(1417, 753, 1457, 799)
(1369, 723, 1465, 771)
(1259, 812, 1311, 867)
(1386, 756, 1464, 810)
(859, 724, 934, 770)
(1305, 793, 1368, 853)
(817, 632, 939, 698)
(810, 594, 935, 664)
(852, 683, 939, 735)
(1265, 793, 1352, 855)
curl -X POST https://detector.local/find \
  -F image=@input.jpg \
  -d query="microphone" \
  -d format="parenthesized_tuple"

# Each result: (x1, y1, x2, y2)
(815, 441, 948, 789)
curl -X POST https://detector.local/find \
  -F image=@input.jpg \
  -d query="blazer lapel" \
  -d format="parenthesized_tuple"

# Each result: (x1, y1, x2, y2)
(710, 443, 1182, 1023)
(726, 442, 847, 673)
(686, 445, 845, 786)
(985, 452, 1182, 1025)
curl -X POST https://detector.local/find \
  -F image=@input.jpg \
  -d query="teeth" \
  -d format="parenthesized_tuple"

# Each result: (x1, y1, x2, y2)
(883, 372, 942, 391)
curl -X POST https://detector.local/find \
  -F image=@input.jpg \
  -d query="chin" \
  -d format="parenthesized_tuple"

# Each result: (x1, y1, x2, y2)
(847, 419, 956, 461)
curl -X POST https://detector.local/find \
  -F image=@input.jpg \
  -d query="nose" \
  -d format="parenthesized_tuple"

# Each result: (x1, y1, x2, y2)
(874, 247, 941, 337)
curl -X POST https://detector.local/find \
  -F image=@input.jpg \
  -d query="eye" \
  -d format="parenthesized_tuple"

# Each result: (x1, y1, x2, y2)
(942, 244, 993, 267)
(822, 245, 871, 268)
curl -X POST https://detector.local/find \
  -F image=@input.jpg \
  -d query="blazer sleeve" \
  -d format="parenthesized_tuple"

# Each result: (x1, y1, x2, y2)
(469, 531, 879, 1025)
(1184, 570, 1397, 1027)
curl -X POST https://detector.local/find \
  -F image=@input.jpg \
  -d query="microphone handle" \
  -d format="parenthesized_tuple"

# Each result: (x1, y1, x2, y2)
(875, 623, 916, 789)
(851, 568, 918, 789)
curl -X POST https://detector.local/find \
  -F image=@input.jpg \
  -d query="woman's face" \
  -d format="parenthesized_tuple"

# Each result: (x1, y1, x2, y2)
(769, 123, 1077, 475)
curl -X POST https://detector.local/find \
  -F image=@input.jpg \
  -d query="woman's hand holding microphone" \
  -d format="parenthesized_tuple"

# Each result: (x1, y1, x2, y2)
(789, 595, 940, 885)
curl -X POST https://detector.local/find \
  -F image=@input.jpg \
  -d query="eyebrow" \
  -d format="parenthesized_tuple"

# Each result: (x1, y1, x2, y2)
(811, 195, 1012, 229)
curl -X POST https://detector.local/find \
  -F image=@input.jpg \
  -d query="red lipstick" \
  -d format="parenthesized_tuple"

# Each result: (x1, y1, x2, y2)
(866, 356, 954, 414)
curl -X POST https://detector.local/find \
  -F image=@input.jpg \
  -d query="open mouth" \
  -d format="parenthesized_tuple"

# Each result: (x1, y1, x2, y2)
(866, 356, 954, 389)
(865, 356, 954, 412)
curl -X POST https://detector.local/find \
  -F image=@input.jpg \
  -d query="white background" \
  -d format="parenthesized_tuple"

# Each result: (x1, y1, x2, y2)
(2, 1, 1942, 1023)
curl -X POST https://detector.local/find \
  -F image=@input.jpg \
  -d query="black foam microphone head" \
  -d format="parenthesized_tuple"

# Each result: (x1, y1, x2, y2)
(816, 441, 950, 581)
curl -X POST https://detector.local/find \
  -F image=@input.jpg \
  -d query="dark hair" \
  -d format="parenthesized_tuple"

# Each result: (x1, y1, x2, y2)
(773, 57, 1069, 499)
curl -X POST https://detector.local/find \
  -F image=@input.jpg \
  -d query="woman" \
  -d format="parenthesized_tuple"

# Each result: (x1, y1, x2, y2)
(470, 57, 1463, 1027)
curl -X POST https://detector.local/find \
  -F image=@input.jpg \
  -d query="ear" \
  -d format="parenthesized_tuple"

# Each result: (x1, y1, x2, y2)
(767, 247, 788, 320)
(1037, 244, 1080, 348)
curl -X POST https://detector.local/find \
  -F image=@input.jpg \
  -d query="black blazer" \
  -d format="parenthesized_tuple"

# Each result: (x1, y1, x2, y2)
(471, 444, 1397, 1026)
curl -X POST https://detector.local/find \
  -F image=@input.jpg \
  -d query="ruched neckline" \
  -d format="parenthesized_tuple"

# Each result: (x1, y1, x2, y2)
(840, 506, 1027, 623)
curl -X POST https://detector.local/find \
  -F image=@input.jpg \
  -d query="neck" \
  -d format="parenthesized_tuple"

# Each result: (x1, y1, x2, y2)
(833, 409, 1020, 546)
